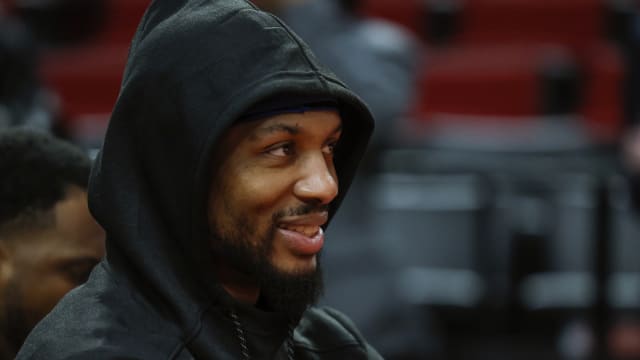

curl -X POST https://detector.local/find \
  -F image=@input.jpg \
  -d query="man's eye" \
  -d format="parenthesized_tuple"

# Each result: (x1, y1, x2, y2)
(323, 141, 338, 156)
(267, 143, 294, 157)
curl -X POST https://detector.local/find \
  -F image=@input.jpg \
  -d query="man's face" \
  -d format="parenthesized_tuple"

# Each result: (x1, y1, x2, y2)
(0, 186, 105, 350)
(208, 110, 342, 314)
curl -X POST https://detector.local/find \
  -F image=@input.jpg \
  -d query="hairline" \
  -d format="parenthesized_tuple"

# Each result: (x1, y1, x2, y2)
(0, 185, 85, 243)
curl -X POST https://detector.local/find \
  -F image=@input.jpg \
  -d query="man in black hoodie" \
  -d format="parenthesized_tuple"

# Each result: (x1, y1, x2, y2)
(17, 0, 380, 359)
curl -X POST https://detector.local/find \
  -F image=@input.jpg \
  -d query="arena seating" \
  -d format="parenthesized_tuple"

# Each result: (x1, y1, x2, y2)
(37, 0, 148, 143)
(359, 0, 627, 144)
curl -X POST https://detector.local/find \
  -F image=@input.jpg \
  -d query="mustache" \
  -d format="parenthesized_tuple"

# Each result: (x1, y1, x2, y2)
(272, 204, 330, 221)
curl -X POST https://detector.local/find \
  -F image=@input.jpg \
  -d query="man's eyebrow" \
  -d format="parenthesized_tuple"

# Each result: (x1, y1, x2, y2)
(248, 122, 343, 141)
(249, 123, 300, 141)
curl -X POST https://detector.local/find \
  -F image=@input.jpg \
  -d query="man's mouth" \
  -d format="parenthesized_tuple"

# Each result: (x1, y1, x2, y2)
(278, 224, 321, 237)
(275, 213, 326, 256)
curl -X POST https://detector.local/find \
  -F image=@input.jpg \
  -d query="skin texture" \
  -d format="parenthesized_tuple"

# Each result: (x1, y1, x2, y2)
(0, 186, 105, 356)
(207, 110, 342, 307)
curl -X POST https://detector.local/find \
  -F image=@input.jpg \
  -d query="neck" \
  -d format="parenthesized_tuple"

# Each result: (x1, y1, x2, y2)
(214, 263, 260, 305)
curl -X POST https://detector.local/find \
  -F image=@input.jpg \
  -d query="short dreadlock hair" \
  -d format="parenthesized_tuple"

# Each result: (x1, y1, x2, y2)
(0, 128, 91, 236)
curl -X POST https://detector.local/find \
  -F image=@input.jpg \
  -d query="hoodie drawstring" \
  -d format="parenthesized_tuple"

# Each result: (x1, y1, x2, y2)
(286, 325, 296, 360)
(230, 310, 250, 360)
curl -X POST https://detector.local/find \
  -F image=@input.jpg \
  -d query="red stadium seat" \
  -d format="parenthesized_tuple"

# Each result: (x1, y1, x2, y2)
(454, 0, 604, 51)
(411, 45, 571, 119)
(39, 44, 129, 137)
(96, 0, 149, 44)
(37, 0, 148, 141)
(409, 42, 624, 143)
(360, 0, 606, 50)
(579, 43, 625, 142)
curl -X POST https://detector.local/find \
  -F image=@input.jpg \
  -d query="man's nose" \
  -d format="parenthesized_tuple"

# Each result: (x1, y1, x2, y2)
(293, 154, 338, 205)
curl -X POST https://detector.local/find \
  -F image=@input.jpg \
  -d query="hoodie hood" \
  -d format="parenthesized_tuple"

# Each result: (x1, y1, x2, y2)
(88, 0, 373, 349)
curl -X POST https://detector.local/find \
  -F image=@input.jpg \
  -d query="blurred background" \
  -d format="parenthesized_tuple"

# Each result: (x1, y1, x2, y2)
(1, 0, 640, 359)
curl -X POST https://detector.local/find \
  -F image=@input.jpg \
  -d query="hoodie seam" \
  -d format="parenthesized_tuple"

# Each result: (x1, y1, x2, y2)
(92, 263, 188, 359)
(319, 74, 350, 90)
(168, 340, 189, 359)
(267, 14, 329, 91)
(169, 301, 219, 359)
(321, 307, 367, 350)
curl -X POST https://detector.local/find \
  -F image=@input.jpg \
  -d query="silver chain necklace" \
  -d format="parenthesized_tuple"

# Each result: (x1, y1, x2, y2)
(230, 309, 295, 360)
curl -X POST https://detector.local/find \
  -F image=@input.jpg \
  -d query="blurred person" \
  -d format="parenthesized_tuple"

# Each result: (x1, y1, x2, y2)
(1, 0, 110, 142)
(609, 318, 640, 359)
(0, 18, 56, 132)
(4, 0, 106, 47)
(0, 129, 105, 359)
(17, 0, 382, 359)
(624, 126, 640, 211)
(622, 5, 640, 213)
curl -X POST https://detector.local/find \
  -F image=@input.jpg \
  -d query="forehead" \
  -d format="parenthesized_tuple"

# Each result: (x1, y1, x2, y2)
(244, 110, 342, 139)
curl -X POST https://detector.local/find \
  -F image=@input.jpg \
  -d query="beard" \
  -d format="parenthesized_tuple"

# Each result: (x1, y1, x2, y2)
(210, 204, 326, 320)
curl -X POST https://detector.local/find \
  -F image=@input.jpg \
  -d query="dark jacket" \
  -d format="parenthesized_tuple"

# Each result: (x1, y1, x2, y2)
(16, 0, 378, 358)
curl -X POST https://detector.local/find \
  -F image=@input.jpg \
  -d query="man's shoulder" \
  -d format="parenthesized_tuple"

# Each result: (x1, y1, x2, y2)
(294, 306, 383, 359)
(17, 263, 186, 360)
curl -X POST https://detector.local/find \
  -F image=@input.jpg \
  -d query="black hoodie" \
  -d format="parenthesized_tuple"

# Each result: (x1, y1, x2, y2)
(16, 0, 379, 359)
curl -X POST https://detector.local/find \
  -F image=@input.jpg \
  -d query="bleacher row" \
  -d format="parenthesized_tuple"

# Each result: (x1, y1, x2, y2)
(29, 0, 149, 143)
(369, 149, 640, 358)
(23, 0, 635, 147)
(360, 0, 634, 144)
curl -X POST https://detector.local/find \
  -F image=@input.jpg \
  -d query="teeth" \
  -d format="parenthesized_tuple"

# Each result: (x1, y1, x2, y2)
(280, 224, 320, 237)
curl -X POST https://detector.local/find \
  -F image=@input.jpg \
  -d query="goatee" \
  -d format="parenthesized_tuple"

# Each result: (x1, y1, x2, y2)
(258, 255, 323, 320)
(210, 206, 325, 319)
